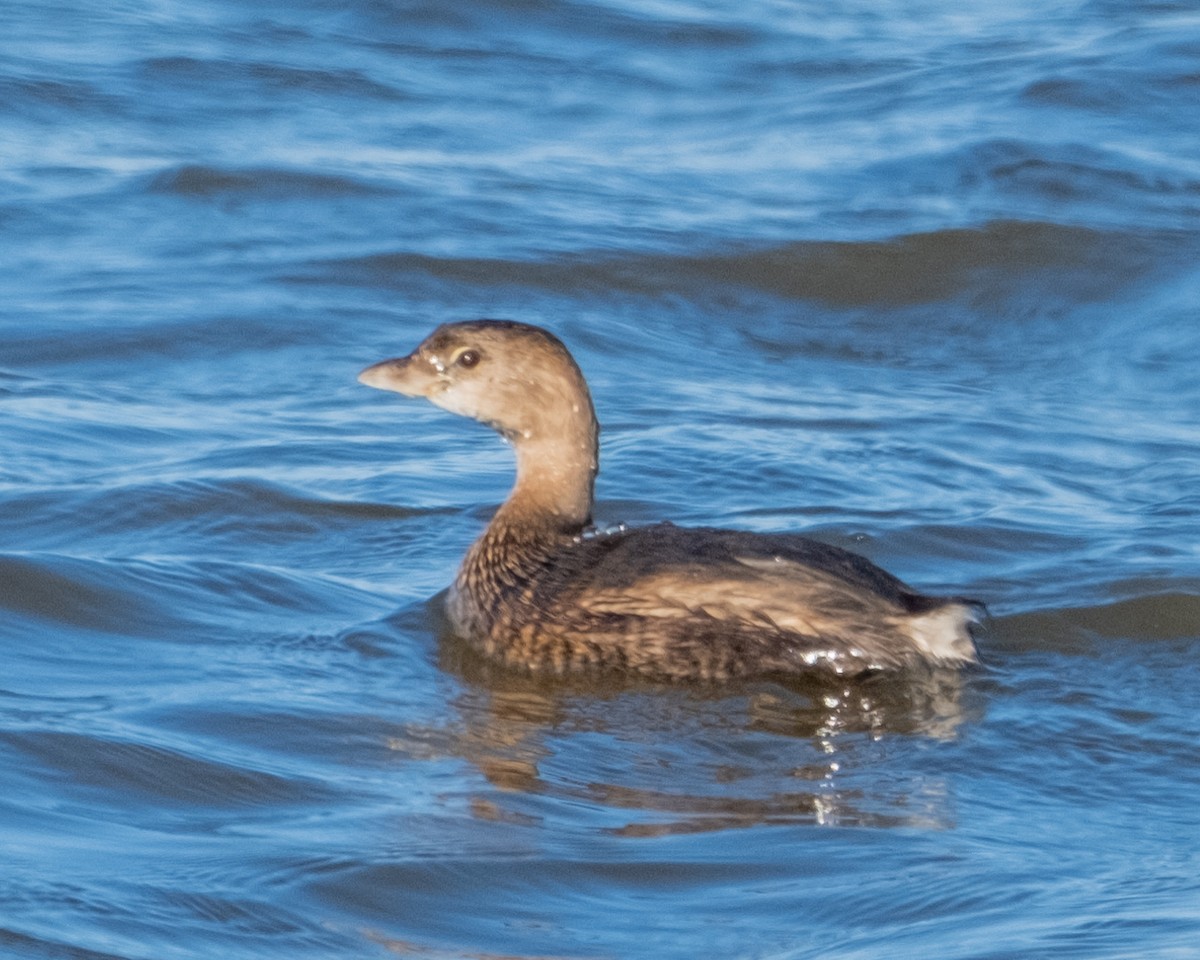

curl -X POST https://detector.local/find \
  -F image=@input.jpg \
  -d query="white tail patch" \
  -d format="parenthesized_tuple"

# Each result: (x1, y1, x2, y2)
(906, 603, 979, 663)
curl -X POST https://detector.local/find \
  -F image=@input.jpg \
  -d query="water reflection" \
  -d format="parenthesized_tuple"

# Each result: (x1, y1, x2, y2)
(425, 626, 982, 835)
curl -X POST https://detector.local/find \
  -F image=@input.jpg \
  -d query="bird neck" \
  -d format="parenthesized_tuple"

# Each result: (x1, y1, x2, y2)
(451, 424, 597, 634)
(495, 425, 598, 534)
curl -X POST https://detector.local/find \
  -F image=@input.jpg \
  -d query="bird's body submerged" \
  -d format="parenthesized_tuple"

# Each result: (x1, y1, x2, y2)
(360, 320, 979, 681)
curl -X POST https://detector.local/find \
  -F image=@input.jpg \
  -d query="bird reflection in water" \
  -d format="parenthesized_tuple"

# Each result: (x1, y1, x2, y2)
(427, 630, 982, 836)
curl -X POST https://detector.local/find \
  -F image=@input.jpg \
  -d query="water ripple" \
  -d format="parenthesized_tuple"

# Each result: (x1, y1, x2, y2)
(3, 0, 1200, 957)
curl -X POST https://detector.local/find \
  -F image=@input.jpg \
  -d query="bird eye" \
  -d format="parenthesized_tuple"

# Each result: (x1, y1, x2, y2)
(456, 349, 481, 368)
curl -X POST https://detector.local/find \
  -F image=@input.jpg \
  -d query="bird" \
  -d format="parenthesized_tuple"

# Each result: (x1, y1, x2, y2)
(359, 319, 980, 681)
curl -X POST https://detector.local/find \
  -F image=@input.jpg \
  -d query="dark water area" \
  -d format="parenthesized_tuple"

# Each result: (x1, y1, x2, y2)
(3, 1, 1199, 957)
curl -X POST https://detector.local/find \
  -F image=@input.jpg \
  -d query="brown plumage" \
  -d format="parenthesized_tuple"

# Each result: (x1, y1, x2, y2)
(359, 320, 980, 680)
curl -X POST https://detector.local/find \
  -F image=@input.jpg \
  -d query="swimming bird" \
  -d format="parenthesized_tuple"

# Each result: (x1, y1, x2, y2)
(359, 320, 980, 680)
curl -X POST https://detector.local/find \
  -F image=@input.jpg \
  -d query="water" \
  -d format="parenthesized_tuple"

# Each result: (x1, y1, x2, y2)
(3, 1, 1199, 957)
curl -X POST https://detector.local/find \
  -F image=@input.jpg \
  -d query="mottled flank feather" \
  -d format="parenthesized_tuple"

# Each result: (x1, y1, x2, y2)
(449, 521, 979, 680)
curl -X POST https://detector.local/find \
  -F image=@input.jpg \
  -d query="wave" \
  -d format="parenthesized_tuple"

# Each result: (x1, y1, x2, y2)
(2, 477, 439, 547)
(866, 137, 1200, 219)
(990, 590, 1200, 650)
(148, 163, 394, 200)
(3, 728, 332, 809)
(310, 220, 1195, 307)
(0, 75, 120, 119)
(0, 553, 189, 638)
(0, 549, 389, 640)
(139, 55, 408, 103)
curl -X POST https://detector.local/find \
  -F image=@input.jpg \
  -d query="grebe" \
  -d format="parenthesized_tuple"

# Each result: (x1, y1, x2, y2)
(360, 320, 980, 680)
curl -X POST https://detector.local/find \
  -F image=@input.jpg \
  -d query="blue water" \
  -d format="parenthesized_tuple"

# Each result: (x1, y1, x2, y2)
(3, 1, 1200, 957)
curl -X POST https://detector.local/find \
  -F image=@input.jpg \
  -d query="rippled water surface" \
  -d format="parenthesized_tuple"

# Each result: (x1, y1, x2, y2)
(3, 1, 1200, 957)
